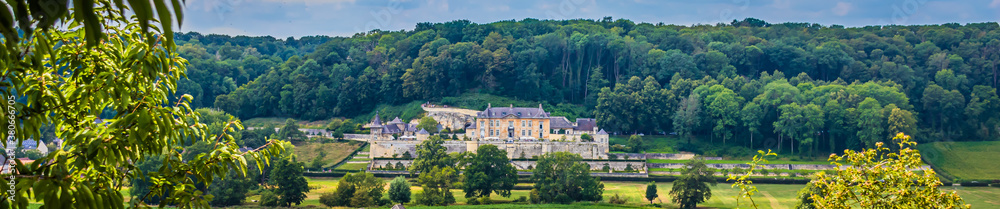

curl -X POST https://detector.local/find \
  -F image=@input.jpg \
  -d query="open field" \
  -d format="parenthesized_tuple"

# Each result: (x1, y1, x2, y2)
(292, 142, 362, 168)
(917, 141, 1000, 181)
(646, 159, 830, 165)
(232, 177, 999, 209)
(243, 117, 330, 129)
(609, 135, 678, 153)
(333, 162, 369, 171)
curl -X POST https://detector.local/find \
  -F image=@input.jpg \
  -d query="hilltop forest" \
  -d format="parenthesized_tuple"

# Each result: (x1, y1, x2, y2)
(174, 18, 1000, 155)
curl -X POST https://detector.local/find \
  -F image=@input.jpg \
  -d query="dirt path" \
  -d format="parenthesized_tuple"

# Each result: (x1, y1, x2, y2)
(422, 106, 479, 116)
(760, 191, 783, 209)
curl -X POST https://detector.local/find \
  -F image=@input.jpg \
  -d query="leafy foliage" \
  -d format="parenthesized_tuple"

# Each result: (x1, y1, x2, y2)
(645, 182, 658, 204)
(388, 176, 412, 204)
(530, 152, 604, 203)
(321, 172, 386, 207)
(462, 145, 518, 198)
(809, 133, 970, 208)
(0, 1, 284, 208)
(669, 159, 717, 209)
(269, 156, 310, 207)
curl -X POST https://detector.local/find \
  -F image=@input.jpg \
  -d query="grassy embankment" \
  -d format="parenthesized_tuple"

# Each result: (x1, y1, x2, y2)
(917, 140, 1000, 182)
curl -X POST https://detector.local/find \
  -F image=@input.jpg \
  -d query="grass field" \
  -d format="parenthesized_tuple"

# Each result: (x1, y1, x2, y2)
(243, 117, 330, 129)
(917, 141, 1000, 181)
(646, 159, 830, 165)
(334, 162, 369, 171)
(609, 135, 678, 153)
(256, 178, 999, 209)
(292, 142, 362, 168)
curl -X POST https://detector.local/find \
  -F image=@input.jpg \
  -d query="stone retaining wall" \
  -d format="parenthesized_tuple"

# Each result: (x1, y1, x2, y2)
(370, 140, 609, 159)
(648, 163, 839, 170)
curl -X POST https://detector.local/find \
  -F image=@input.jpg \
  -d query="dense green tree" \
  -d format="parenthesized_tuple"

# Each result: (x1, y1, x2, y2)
(646, 182, 659, 204)
(416, 166, 458, 206)
(673, 93, 702, 142)
(669, 159, 717, 209)
(700, 85, 744, 145)
(856, 98, 885, 148)
(463, 145, 518, 198)
(531, 152, 604, 203)
(418, 116, 439, 133)
(389, 176, 413, 204)
(740, 102, 763, 149)
(628, 134, 645, 153)
(269, 156, 310, 207)
(410, 135, 454, 174)
(278, 119, 307, 142)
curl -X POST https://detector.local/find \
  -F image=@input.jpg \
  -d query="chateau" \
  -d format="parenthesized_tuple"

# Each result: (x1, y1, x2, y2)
(366, 104, 609, 160)
(464, 103, 606, 140)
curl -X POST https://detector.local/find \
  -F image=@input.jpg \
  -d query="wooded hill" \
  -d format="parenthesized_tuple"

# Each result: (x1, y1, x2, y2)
(173, 18, 1000, 154)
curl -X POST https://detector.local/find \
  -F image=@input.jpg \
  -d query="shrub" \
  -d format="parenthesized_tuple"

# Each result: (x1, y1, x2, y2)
(607, 154, 618, 160)
(319, 192, 337, 207)
(555, 193, 573, 204)
(609, 193, 627, 204)
(514, 196, 528, 203)
(479, 196, 493, 205)
(259, 190, 279, 207)
(529, 189, 541, 204)
(467, 197, 479, 205)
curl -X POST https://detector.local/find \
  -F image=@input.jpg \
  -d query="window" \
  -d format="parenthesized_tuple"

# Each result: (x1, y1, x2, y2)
(521, 130, 525, 136)
(521, 120, 525, 127)
(528, 121, 532, 127)
(528, 130, 532, 136)
(480, 121, 484, 127)
(509, 121, 513, 126)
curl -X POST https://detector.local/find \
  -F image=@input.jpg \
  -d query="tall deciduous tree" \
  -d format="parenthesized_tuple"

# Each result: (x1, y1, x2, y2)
(410, 135, 454, 174)
(741, 102, 763, 149)
(269, 156, 310, 207)
(669, 159, 716, 209)
(673, 93, 702, 143)
(531, 152, 604, 203)
(645, 182, 659, 204)
(279, 118, 307, 142)
(856, 98, 885, 148)
(388, 176, 412, 204)
(463, 145, 518, 198)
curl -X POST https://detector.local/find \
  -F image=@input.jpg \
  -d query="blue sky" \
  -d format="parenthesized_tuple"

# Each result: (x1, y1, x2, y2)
(180, 0, 1000, 38)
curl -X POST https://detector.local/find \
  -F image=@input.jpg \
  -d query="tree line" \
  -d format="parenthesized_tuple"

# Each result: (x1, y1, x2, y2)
(178, 18, 1000, 143)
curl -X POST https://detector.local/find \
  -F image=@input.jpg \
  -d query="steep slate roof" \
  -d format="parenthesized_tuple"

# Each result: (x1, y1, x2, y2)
(478, 104, 550, 119)
(466, 122, 476, 129)
(365, 112, 383, 128)
(389, 117, 404, 124)
(22, 139, 38, 150)
(404, 124, 418, 132)
(597, 129, 608, 135)
(574, 118, 597, 131)
(417, 128, 429, 135)
(382, 124, 402, 134)
(549, 117, 575, 129)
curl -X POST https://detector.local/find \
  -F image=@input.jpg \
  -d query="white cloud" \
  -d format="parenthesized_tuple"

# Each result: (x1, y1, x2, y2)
(832, 2, 852, 16)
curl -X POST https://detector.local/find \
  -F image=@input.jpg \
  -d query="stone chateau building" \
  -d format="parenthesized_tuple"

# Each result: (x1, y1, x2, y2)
(366, 104, 609, 160)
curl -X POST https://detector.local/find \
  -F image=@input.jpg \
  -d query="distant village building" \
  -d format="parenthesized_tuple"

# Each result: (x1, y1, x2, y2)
(366, 104, 609, 160)
(465, 103, 605, 141)
(365, 112, 420, 140)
